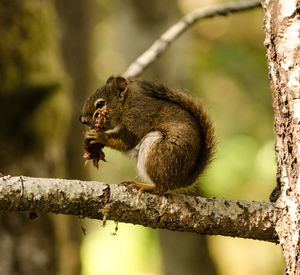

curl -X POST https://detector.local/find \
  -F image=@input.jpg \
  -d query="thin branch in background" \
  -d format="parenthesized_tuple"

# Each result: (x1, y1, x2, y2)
(0, 175, 278, 243)
(123, 0, 261, 79)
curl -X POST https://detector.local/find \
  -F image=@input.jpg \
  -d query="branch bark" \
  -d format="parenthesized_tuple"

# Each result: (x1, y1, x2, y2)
(0, 175, 278, 243)
(123, 0, 261, 79)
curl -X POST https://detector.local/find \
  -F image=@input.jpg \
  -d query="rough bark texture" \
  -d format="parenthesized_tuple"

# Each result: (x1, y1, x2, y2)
(0, 176, 279, 243)
(262, 0, 300, 273)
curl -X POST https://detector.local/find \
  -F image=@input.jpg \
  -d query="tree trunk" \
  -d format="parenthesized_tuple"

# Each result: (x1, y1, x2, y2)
(55, 0, 94, 181)
(52, 1, 96, 274)
(262, 0, 300, 273)
(159, 230, 217, 275)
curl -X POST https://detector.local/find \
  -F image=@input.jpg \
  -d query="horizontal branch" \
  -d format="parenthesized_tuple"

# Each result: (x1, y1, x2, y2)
(123, 0, 261, 78)
(0, 175, 278, 242)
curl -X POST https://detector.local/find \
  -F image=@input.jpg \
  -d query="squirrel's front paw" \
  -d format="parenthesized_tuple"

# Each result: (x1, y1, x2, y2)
(85, 129, 108, 145)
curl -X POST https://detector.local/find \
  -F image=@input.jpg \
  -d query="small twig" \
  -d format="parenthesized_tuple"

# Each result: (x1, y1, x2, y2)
(123, 0, 261, 79)
(81, 226, 87, 236)
(111, 222, 119, 236)
(102, 213, 107, 227)
(20, 176, 25, 197)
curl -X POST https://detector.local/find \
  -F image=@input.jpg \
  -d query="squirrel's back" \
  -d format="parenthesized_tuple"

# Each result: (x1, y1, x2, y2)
(136, 80, 215, 179)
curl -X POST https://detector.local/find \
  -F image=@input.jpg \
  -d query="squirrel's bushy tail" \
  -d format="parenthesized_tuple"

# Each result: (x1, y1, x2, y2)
(137, 80, 215, 180)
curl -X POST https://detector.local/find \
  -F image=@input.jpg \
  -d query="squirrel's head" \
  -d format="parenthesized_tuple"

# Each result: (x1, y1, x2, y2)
(80, 76, 129, 130)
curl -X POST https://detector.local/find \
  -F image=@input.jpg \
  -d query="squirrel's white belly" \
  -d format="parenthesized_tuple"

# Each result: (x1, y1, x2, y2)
(125, 131, 161, 186)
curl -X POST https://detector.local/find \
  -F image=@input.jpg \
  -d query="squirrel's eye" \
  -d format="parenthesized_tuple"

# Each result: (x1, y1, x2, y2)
(94, 99, 106, 109)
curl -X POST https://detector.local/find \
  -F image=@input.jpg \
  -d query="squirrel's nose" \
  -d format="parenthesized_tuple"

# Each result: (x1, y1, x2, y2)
(79, 115, 89, 125)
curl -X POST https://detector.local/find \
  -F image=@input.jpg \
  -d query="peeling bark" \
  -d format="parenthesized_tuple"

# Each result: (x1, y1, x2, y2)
(262, 0, 300, 273)
(0, 176, 278, 243)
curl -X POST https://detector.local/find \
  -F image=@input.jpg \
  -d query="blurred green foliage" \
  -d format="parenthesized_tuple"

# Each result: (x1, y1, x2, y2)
(0, 1, 70, 174)
(81, 221, 161, 275)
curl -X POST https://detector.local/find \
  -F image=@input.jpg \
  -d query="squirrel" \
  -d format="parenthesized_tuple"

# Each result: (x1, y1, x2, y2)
(80, 76, 215, 194)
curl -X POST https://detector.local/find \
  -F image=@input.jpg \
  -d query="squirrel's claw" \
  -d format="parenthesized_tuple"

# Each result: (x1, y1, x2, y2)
(85, 129, 107, 145)
(90, 139, 100, 145)
(84, 129, 98, 140)
(122, 181, 156, 198)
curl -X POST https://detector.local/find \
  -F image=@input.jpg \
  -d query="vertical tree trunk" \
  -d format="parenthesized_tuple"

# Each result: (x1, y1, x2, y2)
(262, 0, 300, 273)
(55, 0, 94, 181)
(53, 1, 95, 274)
(159, 230, 217, 275)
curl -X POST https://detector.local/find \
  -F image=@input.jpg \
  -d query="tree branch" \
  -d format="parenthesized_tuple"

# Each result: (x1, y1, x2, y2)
(0, 175, 278, 243)
(123, 0, 261, 79)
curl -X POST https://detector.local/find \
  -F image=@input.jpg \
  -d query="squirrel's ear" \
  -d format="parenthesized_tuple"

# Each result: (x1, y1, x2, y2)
(113, 76, 129, 100)
(106, 76, 115, 84)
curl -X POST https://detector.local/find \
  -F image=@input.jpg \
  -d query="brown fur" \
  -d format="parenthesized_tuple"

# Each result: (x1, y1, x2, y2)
(80, 76, 215, 193)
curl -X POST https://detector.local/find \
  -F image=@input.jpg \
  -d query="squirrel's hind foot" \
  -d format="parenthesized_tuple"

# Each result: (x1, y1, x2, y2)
(121, 181, 155, 197)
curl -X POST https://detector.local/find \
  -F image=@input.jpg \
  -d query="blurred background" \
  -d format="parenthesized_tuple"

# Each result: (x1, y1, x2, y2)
(0, 0, 283, 274)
